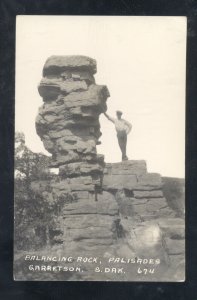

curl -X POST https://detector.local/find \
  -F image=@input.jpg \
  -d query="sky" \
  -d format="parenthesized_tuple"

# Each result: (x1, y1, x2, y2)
(15, 16, 186, 178)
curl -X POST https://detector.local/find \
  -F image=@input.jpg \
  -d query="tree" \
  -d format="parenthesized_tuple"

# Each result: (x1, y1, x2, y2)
(14, 132, 54, 250)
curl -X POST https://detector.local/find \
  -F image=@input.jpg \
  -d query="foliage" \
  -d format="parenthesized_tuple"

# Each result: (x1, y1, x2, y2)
(14, 132, 63, 251)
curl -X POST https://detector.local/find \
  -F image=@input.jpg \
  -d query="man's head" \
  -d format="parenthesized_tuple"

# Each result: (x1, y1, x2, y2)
(116, 110, 123, 119)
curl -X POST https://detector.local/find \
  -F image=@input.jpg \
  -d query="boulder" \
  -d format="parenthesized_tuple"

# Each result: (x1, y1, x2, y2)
(146, 198, 168, 211)
(135, 173, 163, 190)
(61, 84, 109, 111)
(63, 192, 119, 216)
(68, 227, 114, 241)
(43, 55, 97, 76)
(103, 174, 138, 190)
(129, 197, 174, 219)
(133, 190, 163, 198)
(38, 78, 88, 99)
(105, 160, 147, 176)
(63, 214, 118, 229)
(59, 162, 103, 176)
(51, 178, 96, 193)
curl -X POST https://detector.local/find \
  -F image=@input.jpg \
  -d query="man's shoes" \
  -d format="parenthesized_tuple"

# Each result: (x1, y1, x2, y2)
(122, 156, 128, 161)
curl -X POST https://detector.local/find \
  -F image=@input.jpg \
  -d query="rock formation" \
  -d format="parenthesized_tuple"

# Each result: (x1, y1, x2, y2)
(103, 160, 175, 220)
(102, 160, 185, 281)
(36, 55, 119, 251)
(33, 55, 184, 280)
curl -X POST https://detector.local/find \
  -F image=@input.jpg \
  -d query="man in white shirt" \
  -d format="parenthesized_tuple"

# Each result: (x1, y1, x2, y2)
(104, 110, 132, 161)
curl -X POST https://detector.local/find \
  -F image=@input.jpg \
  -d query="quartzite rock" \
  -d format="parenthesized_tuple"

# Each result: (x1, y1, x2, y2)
(63, 192, 119, 216)
(136, 173, 163, 190)
(36, 56, 119, 249)
(59, 162, 104, 177)
(133, 190, 163, 198)
(103, 174, 138, 190)
(105, 160, 147, 175)
(63, 214, 118, 229)
(43, 55, 97, 76)
(103, 162, 163, 192)
(103, 161, 176, 223)
(38, 78, 88, 99)
(36, 57, 109, 171)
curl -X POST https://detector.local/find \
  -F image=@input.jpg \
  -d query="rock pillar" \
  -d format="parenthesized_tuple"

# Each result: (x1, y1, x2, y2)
(36, 56, 119, 251)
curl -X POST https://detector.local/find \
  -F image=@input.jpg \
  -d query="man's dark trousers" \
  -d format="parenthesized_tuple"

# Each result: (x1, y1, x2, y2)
(117, 131, 127, 161)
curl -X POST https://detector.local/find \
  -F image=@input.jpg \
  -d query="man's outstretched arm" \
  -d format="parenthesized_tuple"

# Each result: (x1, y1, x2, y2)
(103, 112, 115, 123)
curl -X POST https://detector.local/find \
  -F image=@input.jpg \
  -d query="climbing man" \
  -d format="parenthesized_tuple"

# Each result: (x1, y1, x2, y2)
(104, 110, 132, 161)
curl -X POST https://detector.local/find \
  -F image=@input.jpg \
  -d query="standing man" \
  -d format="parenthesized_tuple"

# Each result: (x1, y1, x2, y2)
(104, 110, 132, 161)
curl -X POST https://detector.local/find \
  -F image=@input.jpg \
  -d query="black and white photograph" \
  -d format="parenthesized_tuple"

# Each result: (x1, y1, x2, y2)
(14, 16, 186, 281)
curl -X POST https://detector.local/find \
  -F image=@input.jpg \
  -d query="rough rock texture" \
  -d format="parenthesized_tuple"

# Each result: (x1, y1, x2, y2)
(43, 55, 97, 76)
(36, 55, 109, 171)
(103, 160, 175, 220)
(36, 56, 119, 249)
(162, 177, 185, 217)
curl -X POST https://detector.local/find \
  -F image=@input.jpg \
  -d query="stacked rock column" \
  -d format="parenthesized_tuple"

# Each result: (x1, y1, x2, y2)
(36, 56, 119, 250)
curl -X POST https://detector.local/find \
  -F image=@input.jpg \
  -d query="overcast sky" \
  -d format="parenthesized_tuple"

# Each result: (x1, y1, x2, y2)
(15, 16, 186, 178)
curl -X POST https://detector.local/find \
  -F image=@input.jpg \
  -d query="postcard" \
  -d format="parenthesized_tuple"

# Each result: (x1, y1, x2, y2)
(14, 16, 186, 281)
